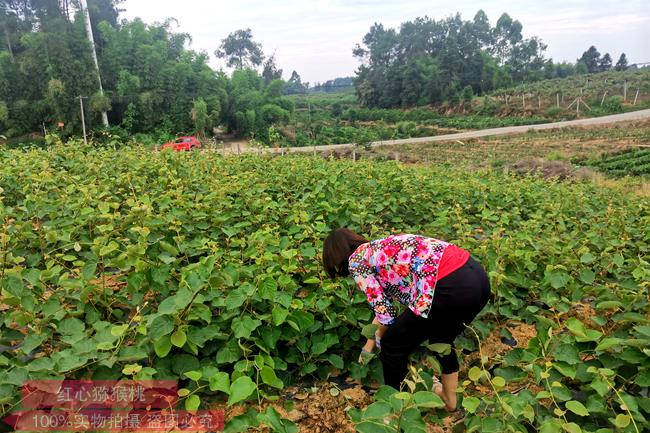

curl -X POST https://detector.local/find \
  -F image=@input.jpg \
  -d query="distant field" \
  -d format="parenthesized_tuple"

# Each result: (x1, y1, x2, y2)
(347, 120, 650, 168)
(283, 70, 650, 148)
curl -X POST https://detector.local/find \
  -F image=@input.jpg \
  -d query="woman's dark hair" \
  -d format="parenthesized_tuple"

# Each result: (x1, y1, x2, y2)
(323, 228, 368, 279)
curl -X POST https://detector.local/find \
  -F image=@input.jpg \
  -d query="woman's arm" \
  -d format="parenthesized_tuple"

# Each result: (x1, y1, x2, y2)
(373, 317, 389, 338)
(362, 317, 389, 352)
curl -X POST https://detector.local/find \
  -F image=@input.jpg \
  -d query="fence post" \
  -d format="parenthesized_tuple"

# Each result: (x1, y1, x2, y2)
(600, 91, 608, 106)
(538, 95, 541, 109)
(623, 80, 627, 102)
(556, 93, 560, 108)
(633, 89, 640, 105)
(352, 148, 356, 162)
(522, 94, 525, 109)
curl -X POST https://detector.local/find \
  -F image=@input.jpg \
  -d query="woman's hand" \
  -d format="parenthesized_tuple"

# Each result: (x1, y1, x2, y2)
(362, 338, 375, 353)
(372, 317, 388, 348)
(358, 338, 376, 364)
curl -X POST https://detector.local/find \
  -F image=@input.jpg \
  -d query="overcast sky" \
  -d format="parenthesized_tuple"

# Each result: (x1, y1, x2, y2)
(120, 0, 650, 83)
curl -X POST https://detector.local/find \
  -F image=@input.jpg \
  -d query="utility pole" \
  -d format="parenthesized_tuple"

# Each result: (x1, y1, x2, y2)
(79, 96, 87, 144)
(79, 0, 109, 127)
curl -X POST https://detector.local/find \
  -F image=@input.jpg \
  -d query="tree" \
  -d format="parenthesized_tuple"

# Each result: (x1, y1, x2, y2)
(577, 46, 601, 73)
(598, 53, 612, 72)
(352, 11, 547, 108)
(191, 97, 208, 138)
(575, 62, 588, 74)
(615, 53, 628, 71)
(284, 70, 308, 94)
(215, 28, 264, 70)
(261, 52, 282, 84)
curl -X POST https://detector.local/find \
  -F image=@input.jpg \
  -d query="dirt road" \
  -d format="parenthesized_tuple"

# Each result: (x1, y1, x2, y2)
(273, 108, 650, 154)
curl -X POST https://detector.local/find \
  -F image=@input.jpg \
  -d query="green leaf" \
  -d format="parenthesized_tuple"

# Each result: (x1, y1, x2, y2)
(462, 396, 481, 413)
(362, 401, 392, 419)
(580, 253, 595, 264)
(614, 414, 630, 428)
(259, 277, 277, 300)
(231, 316, 262, 339)
(99, 241, 119, 256)
(227, 376, 257, 406)
(185, 394, 200, 411)
(426, 343, 451, 355)
(154, 336, 172, 357)
(565, 317, 587, 338)
(258, 407, 298, 433)
(21, 334, 44, 354)
(578, 269, 595, 284)
(539, 419, 563, 433)
(355, 422, 395, 433)
(149, 315, 174, 340)
(413, 391, 445, 408)
(59, 317, 86, 336)
(171, 330, 187, 347)
(596, 301, 622, 310)
(468, 366, 483, 382)
(209, 372, 230, 393)
(361, 323, 378, 339)
(272, 307, 289, 326)
(596, 338, 622, 352)
(554, 343, 580, 364)
(260, 366, 283, 389)
(110, 324, 128, 337)
(185, 370, 202, 381)
(492, 376, 506, 387)
(565, 400, 589, 416)
(562, 423, 582, 433)
(548, 270, 570, 289)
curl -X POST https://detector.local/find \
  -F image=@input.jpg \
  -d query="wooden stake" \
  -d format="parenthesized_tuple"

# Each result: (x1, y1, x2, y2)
(556, 93, 560, 108)
(352, 148, 356, 161)
(633, 89, 640, 105)
(567, 97, 578, 110)
(624, 80, 627, 101)
(522, 94, 526, 109)
(600, 91, 608, 106)
(237, 143, 241, 155)
(538, 95, 541, 109)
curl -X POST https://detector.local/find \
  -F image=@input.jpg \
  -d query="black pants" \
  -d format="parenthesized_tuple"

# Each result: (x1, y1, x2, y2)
(379, 256, 491, 389)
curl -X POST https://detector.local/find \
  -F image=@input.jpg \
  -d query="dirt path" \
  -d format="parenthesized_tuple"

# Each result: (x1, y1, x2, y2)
(275, 109, 650, 153)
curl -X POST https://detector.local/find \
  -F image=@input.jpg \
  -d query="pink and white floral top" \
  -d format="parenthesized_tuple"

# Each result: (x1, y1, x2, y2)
(348, 234, 449, 325)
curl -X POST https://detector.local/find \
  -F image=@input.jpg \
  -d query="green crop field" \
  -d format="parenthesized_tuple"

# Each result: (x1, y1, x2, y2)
(0, 143, 648, 433)
(580, 148, 650, 177)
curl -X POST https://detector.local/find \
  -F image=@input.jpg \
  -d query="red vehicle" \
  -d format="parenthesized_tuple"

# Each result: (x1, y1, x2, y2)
(161, 136, 202, 151)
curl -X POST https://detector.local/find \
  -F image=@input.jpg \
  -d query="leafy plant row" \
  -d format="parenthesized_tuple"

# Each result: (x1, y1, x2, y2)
(0, 143, 648, 433)
(581, 148, 650, 177)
